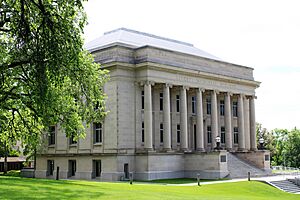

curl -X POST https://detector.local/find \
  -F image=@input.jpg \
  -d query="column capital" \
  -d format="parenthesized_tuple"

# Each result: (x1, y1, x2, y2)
(211, 89, 219, 95)
(165, 83, 173, 88)
(198, 88, 205, 92)
(139, 80, 155, 86)
(182, 85, 189, 90)
(249, 95, 257, 99)
(238, 93, 245, 98)
(226, 92, 233, 96)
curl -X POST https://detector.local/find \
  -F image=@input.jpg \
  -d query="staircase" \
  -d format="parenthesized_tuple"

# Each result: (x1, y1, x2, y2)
(268, 180, 300, 194)
(227, 153, 269, 178)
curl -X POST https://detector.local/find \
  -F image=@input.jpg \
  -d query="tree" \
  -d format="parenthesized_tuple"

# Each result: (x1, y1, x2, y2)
(0, 0, 109, 162)
(270, 129, 288, 166)
(284, 128, 300, 168)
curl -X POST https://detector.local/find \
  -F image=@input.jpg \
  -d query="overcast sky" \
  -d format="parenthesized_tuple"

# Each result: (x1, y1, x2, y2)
(83, 0, 300, 131)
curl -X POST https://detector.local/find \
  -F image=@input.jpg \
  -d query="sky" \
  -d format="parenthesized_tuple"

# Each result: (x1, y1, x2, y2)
(83, 0, 300, 131)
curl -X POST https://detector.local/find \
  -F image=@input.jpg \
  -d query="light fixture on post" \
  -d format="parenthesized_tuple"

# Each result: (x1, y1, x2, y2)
(215, 135, 221, 150)
(259, 137, 265, 150)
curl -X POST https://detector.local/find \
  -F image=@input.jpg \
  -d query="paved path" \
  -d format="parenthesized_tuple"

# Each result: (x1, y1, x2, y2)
(167, 174, 300, 186)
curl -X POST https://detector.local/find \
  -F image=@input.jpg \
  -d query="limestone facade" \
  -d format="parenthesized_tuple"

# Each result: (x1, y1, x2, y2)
(35, 28, 269, 181)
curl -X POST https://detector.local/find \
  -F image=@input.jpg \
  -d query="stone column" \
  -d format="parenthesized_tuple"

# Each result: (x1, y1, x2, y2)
(196, 88, 205, 151)
(144, 81, 153, 150)
(225, 92, 232, 151)
(238, 94, 245, 151)
(163, 83, 172, 151)
(180, 86, 189, 150)
(211, 90, 218, 148)
(244, 97, 250, 150)
(250, 96, 257, 151)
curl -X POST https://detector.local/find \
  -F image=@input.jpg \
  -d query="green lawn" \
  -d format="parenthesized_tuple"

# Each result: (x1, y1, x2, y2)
(0, 176, 299, 200)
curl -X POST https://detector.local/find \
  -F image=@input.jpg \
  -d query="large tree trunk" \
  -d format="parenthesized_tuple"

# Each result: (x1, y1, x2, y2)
(33, 148, 36, 178)
(4, 146, 8, 174)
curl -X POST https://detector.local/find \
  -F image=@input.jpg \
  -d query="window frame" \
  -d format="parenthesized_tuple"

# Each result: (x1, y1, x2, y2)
(221, 126, 225, 144)
(177, 124, 181, 143)
(160, 123, 164, 143)
(159, 92, 163, 111)
(192, 96, 196, 114)
(220, 100, 225, 116)
(48, 126, 56, 146)
(234, 127, 239, 144)
(233, 101, 238, 117)
(207, 126, 212, 143)
(47, 160, 54, 176)
(206, 98, 211, 115)
(141, 90, 144, 110)
(141, 122, 144, 143)
(176, 95, 180, 112)
(93, 122, 103, 144)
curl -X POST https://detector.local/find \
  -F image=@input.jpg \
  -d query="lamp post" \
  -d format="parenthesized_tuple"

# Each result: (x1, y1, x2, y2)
(215, 136, 221, 150)
(259, 137, 264, 150)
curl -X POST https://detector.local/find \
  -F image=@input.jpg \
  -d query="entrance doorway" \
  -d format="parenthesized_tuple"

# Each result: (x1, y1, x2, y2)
(124, 163, 129, 179)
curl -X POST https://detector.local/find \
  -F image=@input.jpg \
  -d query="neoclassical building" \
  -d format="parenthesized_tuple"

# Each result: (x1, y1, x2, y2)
(35, 28, 270, 181)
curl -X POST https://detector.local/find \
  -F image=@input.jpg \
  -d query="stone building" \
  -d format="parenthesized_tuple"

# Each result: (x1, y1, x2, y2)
(35, 28, 271, 181)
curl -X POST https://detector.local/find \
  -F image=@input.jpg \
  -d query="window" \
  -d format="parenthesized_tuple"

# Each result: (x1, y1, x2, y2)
(177, 124, 181, 143)
(47, 160, 54, 176)
(207, 126, 212, 143)
(141, 91, 144, 110)
(93, 160, 101, 178)
(206, 98, 211, 115)
(68, 160, 76, 177)
(142, 122, 144, 143)
(234, 127, 239, 144)
(160, 123, 164, 143)
(160, 93, 163, 111)
(48, 126, 55, 145)
(221, 126, 225, 144)
(176, 95, 180, 112)
(192, 96, 196, 114)
(69, 134, 77, 145)
(93, 122, 102, 144)
(233, 101, 238, 117)
(220, 100, 225, 116)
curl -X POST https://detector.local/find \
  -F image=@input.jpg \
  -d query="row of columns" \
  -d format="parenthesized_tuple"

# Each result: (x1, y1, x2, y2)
(143, 81, 257, 152)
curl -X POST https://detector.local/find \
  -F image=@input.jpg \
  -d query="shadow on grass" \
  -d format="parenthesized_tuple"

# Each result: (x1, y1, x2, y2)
(0, 177, 105, 200)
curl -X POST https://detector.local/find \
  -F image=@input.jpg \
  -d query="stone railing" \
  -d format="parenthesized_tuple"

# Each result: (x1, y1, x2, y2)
(271, 166, 300, 177)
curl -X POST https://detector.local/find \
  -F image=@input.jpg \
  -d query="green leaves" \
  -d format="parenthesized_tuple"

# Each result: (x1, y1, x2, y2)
(0, 0, 108, 156)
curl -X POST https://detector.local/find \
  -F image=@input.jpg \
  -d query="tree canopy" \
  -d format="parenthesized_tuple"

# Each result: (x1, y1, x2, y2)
(0, 0, 108, 155)
(257, 123, 300, 168)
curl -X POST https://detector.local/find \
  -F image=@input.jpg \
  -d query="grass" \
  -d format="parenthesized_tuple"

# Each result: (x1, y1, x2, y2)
(137, 178, 230, 184)
(0, 176, 299, 200)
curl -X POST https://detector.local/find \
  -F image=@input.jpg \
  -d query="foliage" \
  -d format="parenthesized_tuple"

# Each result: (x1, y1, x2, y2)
(0, 170, 20, 177)
(284, 128, 300, 167)
(270, 129, 289, 166)
(0, 177, 299, 200)
(256, 123, 300, 168)
(0, 0, 109, 155)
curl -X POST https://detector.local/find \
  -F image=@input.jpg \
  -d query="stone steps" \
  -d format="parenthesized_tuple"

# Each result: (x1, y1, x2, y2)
(227, 153, 268, 178)
(269, 180, 300, 194)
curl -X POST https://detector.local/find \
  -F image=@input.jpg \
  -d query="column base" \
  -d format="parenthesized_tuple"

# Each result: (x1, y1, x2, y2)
(196, 148, 205, 152)
(180, 148, 190, 153)
(237, 148, 246, 152)
(163, 148, 173, 153)
(250, 148, 258, 151)
(144, 148, 154, 152)
(226, 147, 233, 152)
